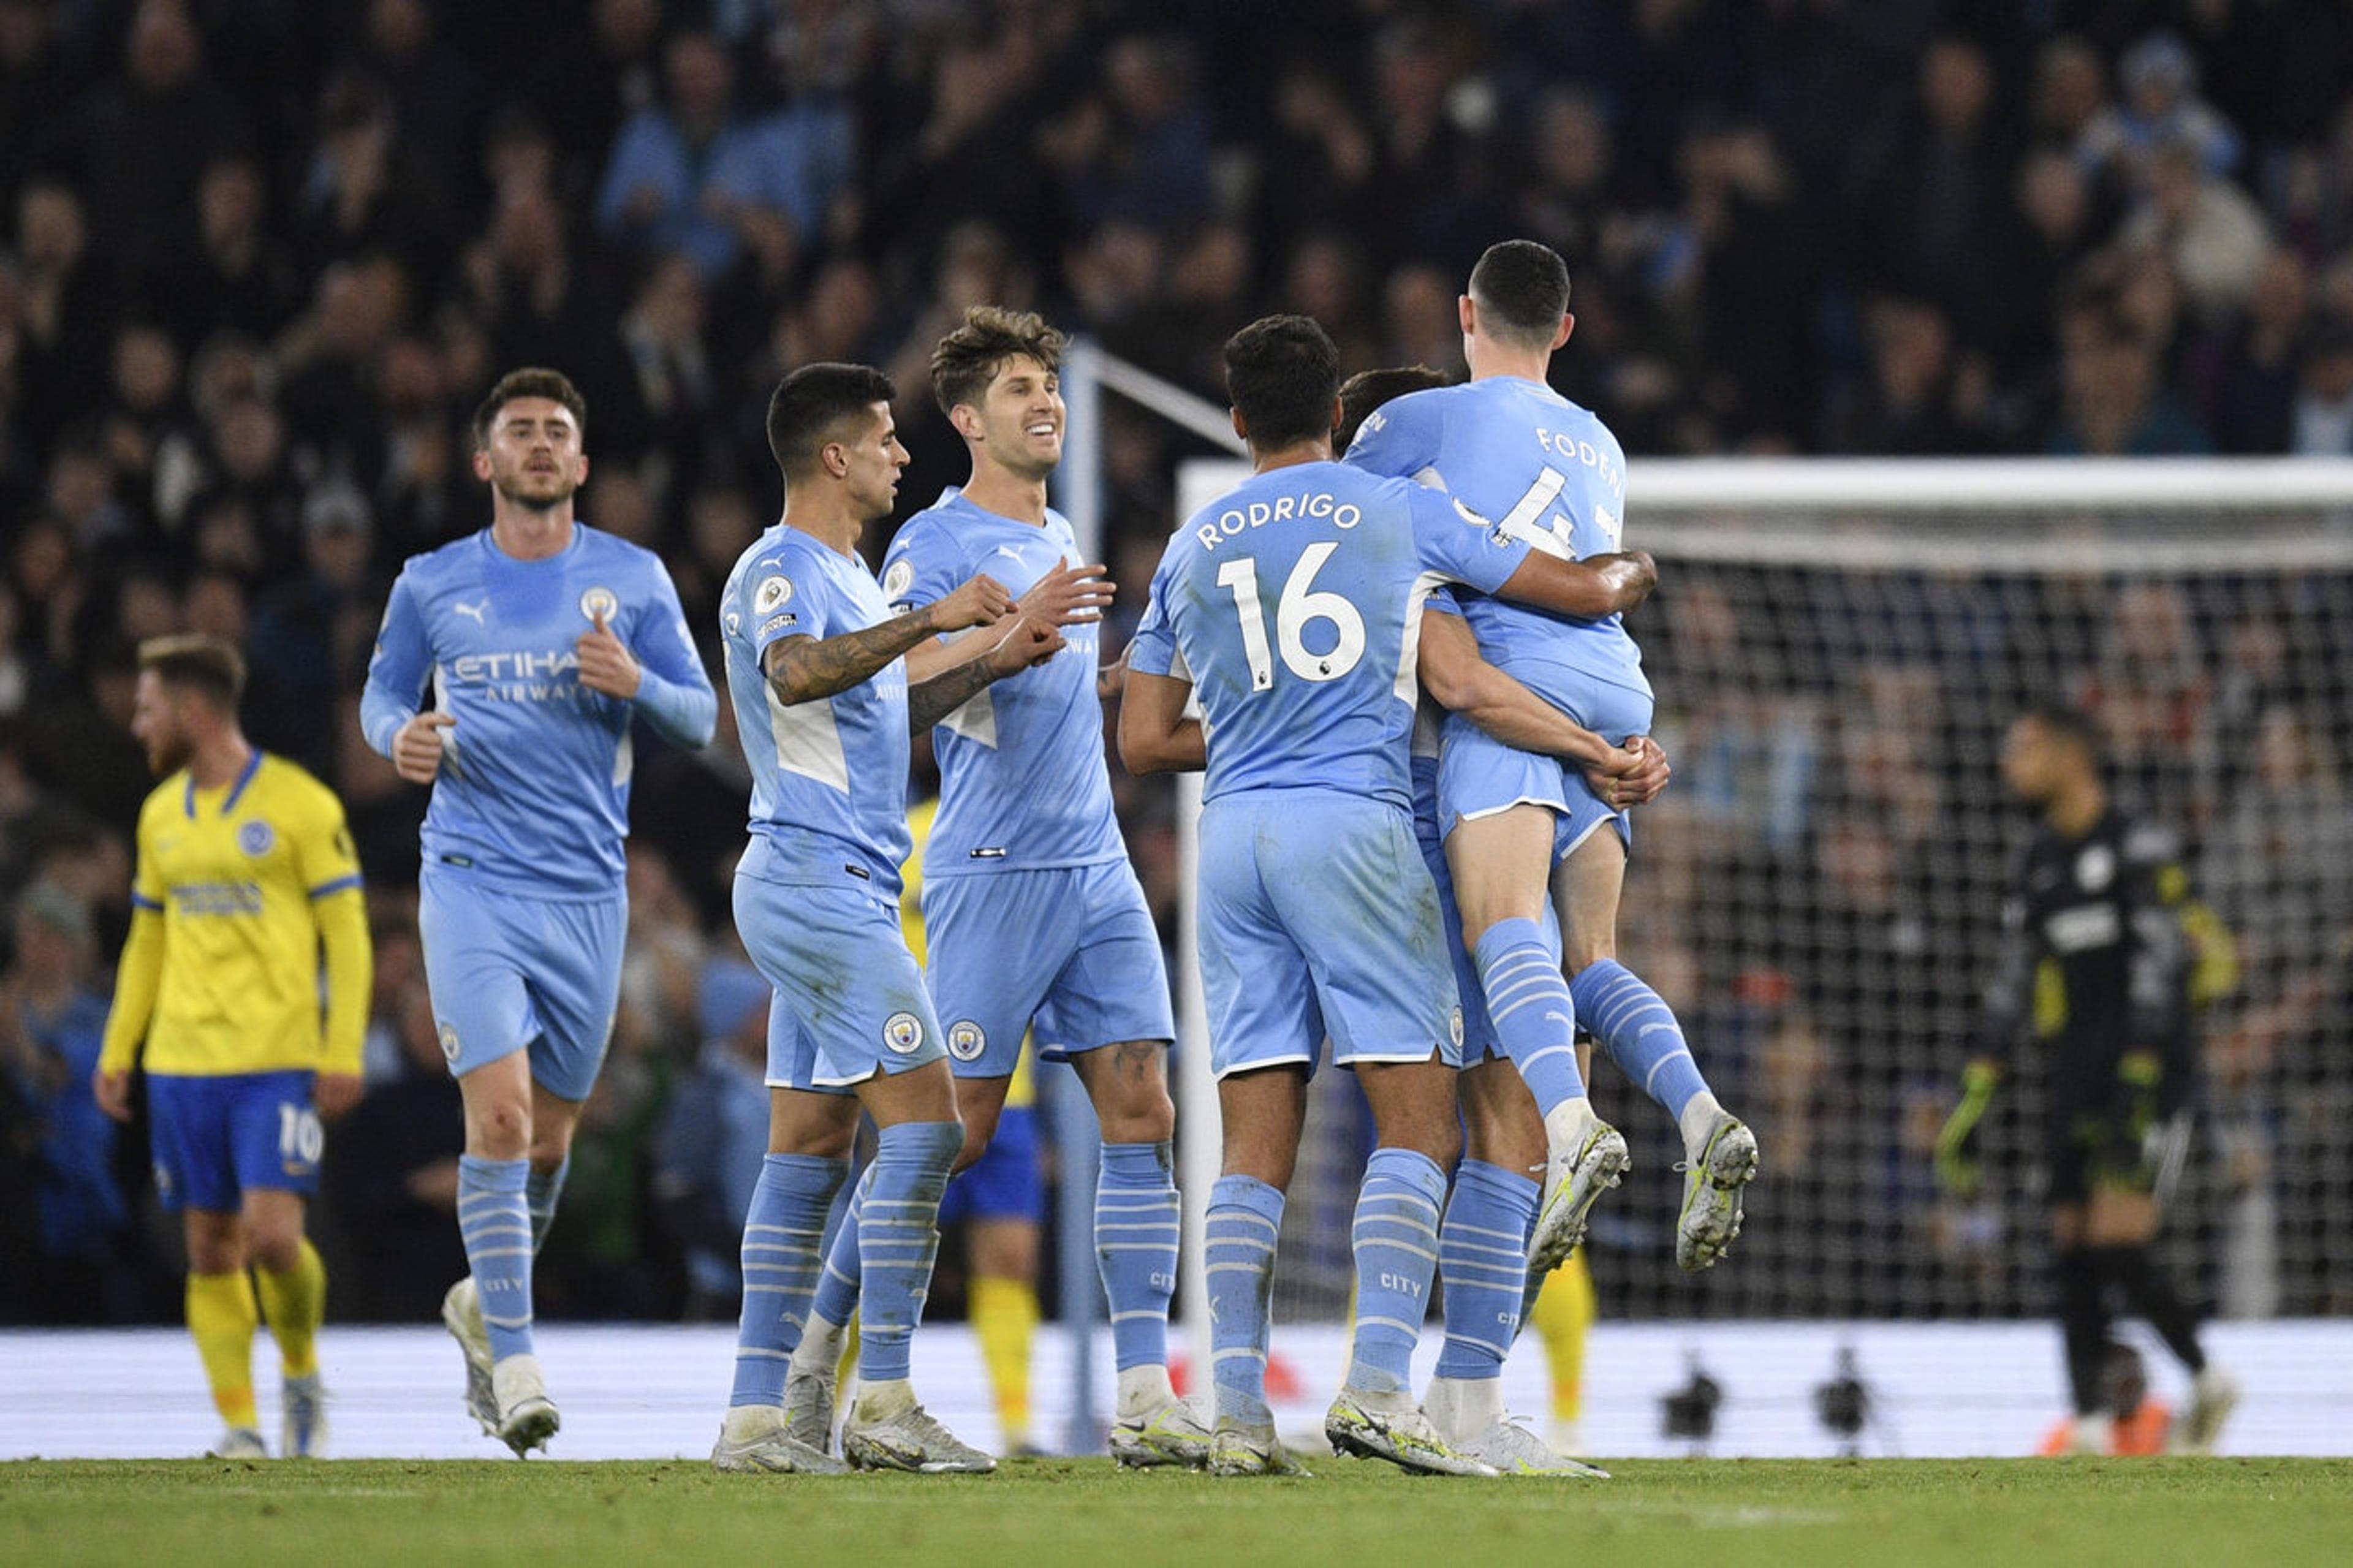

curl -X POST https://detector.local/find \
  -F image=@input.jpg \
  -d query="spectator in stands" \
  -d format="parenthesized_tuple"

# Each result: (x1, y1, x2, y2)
(2290, 322, 2353, 453)
(72, 0, 242, 281)
(593, 30, 851, 283)
(2200, 249, 2311, 453)
(2123, 140, 2272, 325)
(246, 483, 381, 778)
(2047, 325, 2213, 455)
(2080, 32, 2243, 183)
(651, 960, 773, 1320)
(327, 964, 466, 1320)
(0, 882, 131, 1322)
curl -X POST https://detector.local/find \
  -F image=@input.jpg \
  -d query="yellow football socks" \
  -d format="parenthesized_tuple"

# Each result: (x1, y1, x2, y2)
(187, 1270, 260, 1430)
(1530, 1247, 1597, 1428)
(255, 1238, 327, 1379)
(970, 1275, 1039, 1450)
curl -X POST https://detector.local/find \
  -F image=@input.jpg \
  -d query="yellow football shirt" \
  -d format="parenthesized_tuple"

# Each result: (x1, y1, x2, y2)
(99, 752, 371, 1078)
(901, 796, 1033, 1108)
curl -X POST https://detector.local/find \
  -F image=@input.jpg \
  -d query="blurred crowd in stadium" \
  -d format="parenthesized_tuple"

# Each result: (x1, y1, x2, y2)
(6, 0, 2353, 1327)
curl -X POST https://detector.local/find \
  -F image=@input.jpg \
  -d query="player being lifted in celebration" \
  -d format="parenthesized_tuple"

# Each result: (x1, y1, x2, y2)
(780, 306, 1201, 1466)
(94, 635, 372, 1459)
(711, 362, 1063, 1477)
(1346, 243, 1757, 1312)
(1120, 316, 1656, 1477)
(1335, 364, 1668, 1474)
(360, 369, 717, 1455)
(1939, 706, 2238, 1455)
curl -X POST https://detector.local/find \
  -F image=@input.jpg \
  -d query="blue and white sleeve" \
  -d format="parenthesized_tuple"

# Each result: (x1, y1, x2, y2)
(1343, 388, 1445, 482)
(747, 555, 827, 661)
(879, 520, 962, 622)
(1409, 487, 1529, 597)
(1125, 561, 1186, 681)
(630, 565, 719, 749)
(360, 568, 431, 759)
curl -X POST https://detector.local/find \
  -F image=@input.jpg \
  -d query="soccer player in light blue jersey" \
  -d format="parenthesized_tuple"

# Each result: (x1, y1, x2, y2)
(1347, 243, 1759, 1452)
(806, 306, 1203, 1468)
(710, 362, 1064, 1477)
(360, 368, 718, 1454)
(1120, 316, 1656, 1479)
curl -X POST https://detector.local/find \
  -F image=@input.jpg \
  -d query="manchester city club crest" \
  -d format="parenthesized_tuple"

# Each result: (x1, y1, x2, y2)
(756, 575, 794, 614)
(881, 559, 914, 602)
(438, 1021, 461, 1063)
(947, 1020, 987, 1062)
(1450, 1006, 1466, 1049)
(884, 1012, 926, 1055)
(580, 585, 620, 624)
(238, 819, 276, 856)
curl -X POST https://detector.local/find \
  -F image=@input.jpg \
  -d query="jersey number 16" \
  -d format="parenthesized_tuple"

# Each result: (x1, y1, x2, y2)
(1216, 542, 1366, 691)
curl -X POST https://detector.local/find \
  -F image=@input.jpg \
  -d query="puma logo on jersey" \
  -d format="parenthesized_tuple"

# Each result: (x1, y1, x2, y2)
(453, 599, 490, 624)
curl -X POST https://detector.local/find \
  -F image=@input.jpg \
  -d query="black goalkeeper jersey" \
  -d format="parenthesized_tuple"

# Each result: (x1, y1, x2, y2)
(1977, 806, 2197, 1117)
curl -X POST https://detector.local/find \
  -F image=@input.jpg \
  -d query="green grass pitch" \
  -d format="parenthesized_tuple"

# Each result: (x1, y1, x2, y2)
(7, 1456, 2349, 1567)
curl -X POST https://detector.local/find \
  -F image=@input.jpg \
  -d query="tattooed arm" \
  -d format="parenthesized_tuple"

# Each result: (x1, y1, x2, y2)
(908, 618, 1066, 733)
(763, 573, 1013, 705)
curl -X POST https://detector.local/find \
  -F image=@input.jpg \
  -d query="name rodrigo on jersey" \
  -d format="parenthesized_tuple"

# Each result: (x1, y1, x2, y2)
(1194, 491, 1364, 550)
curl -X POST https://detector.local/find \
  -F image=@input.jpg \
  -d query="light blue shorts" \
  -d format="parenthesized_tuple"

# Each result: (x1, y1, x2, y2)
(1434, 663, 1652, 862)
(1412, 759, 1563, 1068)
(147, 1070, 320, 1212)
(734, 874, 947, 1093)
(419, 867, 625, 1103)
(1198, 789, 1461, 1080)
(922, 861, 1175, 1078)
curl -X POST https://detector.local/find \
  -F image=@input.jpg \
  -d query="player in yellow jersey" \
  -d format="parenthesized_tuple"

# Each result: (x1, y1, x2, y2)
(1525, 1249, 1597, 1455)
(901, 795, 1049, 1454)
(93, 636, 372, 1460)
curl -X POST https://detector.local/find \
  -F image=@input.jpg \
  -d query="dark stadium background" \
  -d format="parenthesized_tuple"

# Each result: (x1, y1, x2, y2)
(7, 0, 2353, 1336)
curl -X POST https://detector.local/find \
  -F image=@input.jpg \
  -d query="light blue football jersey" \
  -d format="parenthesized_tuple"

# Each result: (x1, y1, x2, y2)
(879, 490, 1122, 877)
(721, 524, 912, 898)
(1128, 461, 1529, 809)
(360, 526, 714, 898)
(1346, 376, 1648, 708)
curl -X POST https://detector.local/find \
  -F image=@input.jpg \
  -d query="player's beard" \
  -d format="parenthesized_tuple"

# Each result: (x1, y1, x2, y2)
(993, 423, 1061, 483)
(492, 467, 580, 513)
(145, 727, 194, 778)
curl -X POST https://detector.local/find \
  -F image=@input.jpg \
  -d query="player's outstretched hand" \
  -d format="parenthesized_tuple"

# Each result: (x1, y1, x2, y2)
(1585, 735, 1670, 809)
(393, 711, 457, 786)
(932, 572, 1016, 632)
(987, 615, 1067, 676)
(92, 1066, 132, 1124)
(575, 605, 642, 699)
(1020, 558, 1115, 628)
(314, 1072, 365, 1121)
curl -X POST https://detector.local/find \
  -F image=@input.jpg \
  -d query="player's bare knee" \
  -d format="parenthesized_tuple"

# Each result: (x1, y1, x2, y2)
(242, 1213, 303, 1273)
(469, 1098, 532, 1159)
(184, 1211, 244, 1274)
(526, 1129, 573, 1172)
(952, 1119, 996, 1175)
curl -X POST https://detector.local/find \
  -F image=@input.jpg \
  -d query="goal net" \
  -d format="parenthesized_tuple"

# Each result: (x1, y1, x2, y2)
(1169, 456, 2353, 1338)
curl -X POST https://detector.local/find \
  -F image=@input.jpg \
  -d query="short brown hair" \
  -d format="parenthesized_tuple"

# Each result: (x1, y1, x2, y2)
(472, 367, 588, 450)
(930, 307, 1067, 415)
(139, 634, 246, 710)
